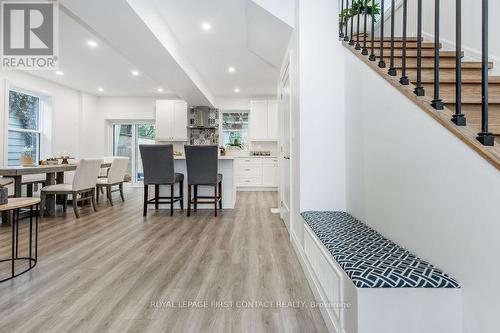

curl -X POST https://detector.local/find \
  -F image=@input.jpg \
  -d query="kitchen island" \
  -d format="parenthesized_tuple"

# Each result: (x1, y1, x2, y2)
(154, 156, 236, 210)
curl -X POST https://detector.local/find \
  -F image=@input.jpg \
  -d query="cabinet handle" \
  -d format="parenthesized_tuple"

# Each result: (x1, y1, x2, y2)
(245, 169, 251, 171)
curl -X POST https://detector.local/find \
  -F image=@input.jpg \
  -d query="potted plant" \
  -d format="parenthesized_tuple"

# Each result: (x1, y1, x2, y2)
(340, 0, 381, 34)
(0, 179, 13, 205)
(20, 146, 35, 166)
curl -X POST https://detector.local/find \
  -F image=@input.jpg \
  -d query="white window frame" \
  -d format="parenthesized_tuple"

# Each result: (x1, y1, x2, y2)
(220, 110, 250, 151)
(6, 86, 44, 166)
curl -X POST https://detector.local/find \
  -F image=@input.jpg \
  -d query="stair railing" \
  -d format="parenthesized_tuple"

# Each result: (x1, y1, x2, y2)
(339, 0, 495, 146)
(477, 0, 494, 145)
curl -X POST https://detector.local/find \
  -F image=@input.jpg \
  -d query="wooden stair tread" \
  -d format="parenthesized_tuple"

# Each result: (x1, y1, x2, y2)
(374, 50, 463, 58)
(395, 61, 493, 69)
(370, 42, 442, 49)
(351, 37, 421, 42)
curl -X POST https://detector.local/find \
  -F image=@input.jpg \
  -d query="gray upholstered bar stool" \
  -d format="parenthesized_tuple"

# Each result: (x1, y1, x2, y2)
(184, 145, 222, 217)
(139, 144, 184, 216)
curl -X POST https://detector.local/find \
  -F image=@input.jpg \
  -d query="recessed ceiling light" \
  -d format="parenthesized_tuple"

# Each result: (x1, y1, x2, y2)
(157, 87, 164, 92)
(55, 70, 64, 76)
(87, 40, 98, 48)
(228, 67, 236, 73)
(131, 70, 140, 76)
(234, 88, 240, 93)
(201, 22, 212, 31)
(97, 87, 104, 92)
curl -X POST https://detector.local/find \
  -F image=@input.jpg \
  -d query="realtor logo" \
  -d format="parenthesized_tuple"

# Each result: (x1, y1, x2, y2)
(1, 1, 59, 70)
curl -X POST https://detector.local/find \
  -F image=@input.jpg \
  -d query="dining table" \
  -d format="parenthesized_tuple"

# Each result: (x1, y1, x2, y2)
(0, 163, 111, 219)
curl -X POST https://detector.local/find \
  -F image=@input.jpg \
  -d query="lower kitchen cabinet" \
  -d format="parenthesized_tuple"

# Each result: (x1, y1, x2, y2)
(236, 157, 279, 189)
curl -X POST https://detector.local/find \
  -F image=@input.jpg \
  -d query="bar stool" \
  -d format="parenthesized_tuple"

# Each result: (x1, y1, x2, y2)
(139, 144, 184, 216)
(184, 145, 222, 217)
(0, 197, 40, 283)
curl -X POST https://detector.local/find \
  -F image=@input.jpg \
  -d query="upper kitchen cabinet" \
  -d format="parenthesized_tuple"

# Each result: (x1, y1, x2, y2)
(155, 100, 188, 141)
(249, 99, 278, 141)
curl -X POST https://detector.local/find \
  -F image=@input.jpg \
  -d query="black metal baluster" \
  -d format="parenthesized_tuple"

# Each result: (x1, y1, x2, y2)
(355, 0, 362, 50)
(369, 0, 376, 61)
(399, 0, 409, 85)
(378, 0, 386, 68)
(452, 0, 466, 125)
(477, 0, 494, 145)
(362, 0, 369, 55)
(340, 0, 345, 39)
(431, 0, 444, 109)
(344, 0, 350, 41)
(414, 0, 425, 95)
(388, 0, 397, 76)
(349, 0, 355, 45)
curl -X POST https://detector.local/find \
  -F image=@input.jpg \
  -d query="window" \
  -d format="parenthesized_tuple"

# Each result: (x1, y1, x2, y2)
(221, 112, 249, 150)
(112, 123, 156, 183)
(7, 89, 41, 166)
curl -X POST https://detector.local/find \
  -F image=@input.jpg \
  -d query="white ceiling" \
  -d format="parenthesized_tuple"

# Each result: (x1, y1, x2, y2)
(148, 0, 292, 98)
(28, 8, 178, 98)
(27, 0, 293, 103)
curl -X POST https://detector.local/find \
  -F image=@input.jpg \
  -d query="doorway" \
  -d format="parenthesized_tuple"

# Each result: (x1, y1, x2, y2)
(112, 123, 156, 183)
(279, 55, 292, 232)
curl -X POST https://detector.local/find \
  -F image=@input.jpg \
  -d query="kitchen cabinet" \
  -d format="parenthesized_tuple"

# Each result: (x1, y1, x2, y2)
(249, 99, 278, 141)
(155, 100, 188, 141)
(262, 158, 279, 187)
(236, 157, 279, 189)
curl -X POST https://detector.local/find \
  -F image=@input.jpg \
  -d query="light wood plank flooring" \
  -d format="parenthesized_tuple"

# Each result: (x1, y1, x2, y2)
(0, 190, 327, 333)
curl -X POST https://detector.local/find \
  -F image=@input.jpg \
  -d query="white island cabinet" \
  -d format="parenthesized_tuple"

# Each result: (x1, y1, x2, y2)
(154, 156, 236, 209)
(155, 100, 188, 141)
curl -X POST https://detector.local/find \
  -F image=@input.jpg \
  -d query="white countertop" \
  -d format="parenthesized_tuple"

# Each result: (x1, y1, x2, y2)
(173, 156, 235, 160)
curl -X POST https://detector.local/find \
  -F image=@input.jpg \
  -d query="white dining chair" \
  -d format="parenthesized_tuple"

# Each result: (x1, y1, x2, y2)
(40, 158, 103, 218)
(96, 156, 129, 206)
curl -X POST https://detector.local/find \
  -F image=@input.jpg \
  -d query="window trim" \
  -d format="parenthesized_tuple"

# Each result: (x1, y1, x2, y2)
(6, 86, 43, 166)
(221, 110, 250, 151)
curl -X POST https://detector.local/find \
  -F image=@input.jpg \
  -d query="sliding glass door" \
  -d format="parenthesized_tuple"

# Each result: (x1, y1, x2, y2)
(112, 123, 155, 183)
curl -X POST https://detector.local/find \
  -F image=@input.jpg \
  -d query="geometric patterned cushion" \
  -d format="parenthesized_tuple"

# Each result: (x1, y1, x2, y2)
(302, 211, 460, 289)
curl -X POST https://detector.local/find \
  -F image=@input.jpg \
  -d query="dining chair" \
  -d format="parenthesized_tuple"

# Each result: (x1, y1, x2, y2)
(21, 175, 46, 197)
(184, 145, 222, 217)
(139, 144, 184, 216)
(96, 156, 129, 205)
(40, 158, 103, 218)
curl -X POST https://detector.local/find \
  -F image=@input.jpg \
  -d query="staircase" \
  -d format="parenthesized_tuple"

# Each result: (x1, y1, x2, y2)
(339, 0, 500, 170)
(350, 36, 500, 137)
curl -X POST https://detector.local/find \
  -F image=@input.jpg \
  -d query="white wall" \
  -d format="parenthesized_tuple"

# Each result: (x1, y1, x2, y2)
(95, 96, 156, 156)
(0, 71, 99, 165)
(421, 0, 500, 71)
(299, 0, 346, 212)
(345, 49, 500, 333)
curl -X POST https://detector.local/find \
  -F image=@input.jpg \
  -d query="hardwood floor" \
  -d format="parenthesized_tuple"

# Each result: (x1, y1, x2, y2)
(0, 189, 327, 333)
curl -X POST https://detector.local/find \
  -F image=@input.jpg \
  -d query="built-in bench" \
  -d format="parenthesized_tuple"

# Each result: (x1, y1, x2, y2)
(300, 211, 462, 333)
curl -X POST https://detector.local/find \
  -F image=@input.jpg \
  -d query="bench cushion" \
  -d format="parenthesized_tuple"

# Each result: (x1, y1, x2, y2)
(302, 211, 460, 289)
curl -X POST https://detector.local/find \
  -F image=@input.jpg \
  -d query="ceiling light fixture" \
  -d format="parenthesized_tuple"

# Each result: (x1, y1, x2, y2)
(228, 67, 236, 73)
(201, 22, 212, 31)
(55, 70, 64, 76)
(157, 87, 164, 92)
(131, 70, 140, 76)
(87, 40, 98, 48)
(234, 88, 240, 93)
(97, 87, 104, 92)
